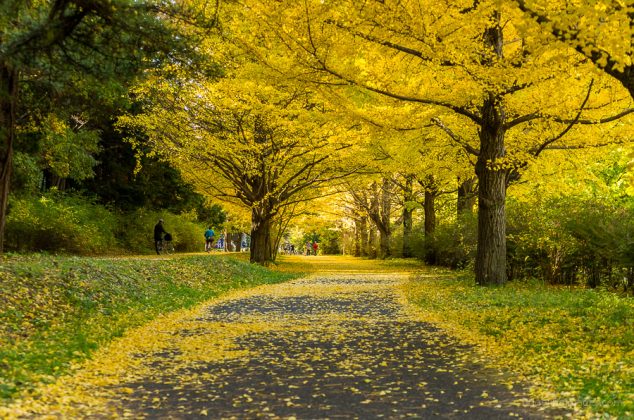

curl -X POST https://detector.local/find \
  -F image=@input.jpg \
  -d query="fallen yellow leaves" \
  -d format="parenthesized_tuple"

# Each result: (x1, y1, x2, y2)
(1, 257, 573, 418)
(405, 273, 634, 418)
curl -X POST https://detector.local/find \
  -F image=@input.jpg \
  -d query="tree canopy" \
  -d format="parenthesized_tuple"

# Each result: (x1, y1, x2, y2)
(121, 55, 366, 262)
(1, 0, 631, 286)
(222, 0, 632, 283)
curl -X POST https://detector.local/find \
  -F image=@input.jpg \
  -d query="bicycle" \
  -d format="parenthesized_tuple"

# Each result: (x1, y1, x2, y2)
(157, 233, 175, 254)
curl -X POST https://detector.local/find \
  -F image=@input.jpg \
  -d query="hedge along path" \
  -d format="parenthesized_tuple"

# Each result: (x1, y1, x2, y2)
(2, 258, 569, 418)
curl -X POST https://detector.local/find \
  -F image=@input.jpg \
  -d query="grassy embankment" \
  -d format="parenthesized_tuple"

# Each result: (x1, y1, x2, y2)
(406, 271, 633, 418)
(0, 253, 299, 402)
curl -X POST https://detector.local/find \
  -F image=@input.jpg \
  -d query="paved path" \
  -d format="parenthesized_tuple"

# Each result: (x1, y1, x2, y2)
(7, 271, 565, 418)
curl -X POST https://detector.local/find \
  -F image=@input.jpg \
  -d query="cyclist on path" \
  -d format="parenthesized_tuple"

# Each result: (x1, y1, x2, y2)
(204, 226, 215, 252)
(154, 219, 167, 255)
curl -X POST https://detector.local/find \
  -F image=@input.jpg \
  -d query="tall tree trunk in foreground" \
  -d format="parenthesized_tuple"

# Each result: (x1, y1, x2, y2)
(475, 92, 508, 285)
(250, 211, 273, 264)
(0, 63, 18, 254)
(474, 13, 508, 286)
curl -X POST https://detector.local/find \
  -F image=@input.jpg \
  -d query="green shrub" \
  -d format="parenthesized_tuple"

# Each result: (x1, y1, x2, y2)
(10, 152, 42, 193)
(115, 208, 205, 254)
(506, 196, 634, 290)
(5, 192, 120, 254)
(5, 193, 208, 255)
(417, 212, 477, 269)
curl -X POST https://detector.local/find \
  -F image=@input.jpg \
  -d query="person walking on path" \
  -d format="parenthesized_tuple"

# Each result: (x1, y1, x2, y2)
(216, 233, 225, 251)
(312, 241, 319, 256)
(204, 226, 215, 253)
(305, 241, 311, 256)
(153, 219, 167, 255)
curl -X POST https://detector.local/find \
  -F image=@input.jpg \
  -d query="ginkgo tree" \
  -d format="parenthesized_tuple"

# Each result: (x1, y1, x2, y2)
(121, 61, 363, 264)
(240, 0, 633, 284)
(512, 0, 633, 98)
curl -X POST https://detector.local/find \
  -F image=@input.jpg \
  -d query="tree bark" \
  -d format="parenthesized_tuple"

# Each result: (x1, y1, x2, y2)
(472, 12, 508, 286)
(353, 217, 362, 257)
(378, 227, 390, 258)
(0, 63, 18, 254)
(402, 175, 414, 258)
(474, 92, 508, 285)
(368, 225, 377, 259)
(378, 178, 392, 258)
(250, 210, 273, 264)
(353, 222, 360, 257)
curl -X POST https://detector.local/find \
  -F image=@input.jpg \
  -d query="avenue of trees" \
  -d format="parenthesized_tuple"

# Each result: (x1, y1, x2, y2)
(235, 0, 632, 283)
(1, 0, 632, 287)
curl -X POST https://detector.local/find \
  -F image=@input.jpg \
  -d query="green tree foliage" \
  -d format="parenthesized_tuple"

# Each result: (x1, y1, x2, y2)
(0, 0, 218, 252)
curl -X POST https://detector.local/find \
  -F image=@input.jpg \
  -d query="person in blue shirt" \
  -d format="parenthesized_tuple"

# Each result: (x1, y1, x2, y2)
(204, 226, 215, 252)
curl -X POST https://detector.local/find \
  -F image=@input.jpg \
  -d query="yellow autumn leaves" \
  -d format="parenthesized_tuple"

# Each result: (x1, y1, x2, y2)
(405, 274, 634, 417)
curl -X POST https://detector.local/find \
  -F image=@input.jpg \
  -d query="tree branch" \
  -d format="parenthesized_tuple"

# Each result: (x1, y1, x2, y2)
(513, 0, 633, 97)
(431, 117, 480, 156)
(530, 79, 594, 156)
(324, 19, 456, 67)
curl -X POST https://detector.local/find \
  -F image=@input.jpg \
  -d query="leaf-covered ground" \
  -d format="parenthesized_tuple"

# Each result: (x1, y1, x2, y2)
(2, 256, 569, 418)
(0, 253, 296, 401)
(406, 273, 634, 418)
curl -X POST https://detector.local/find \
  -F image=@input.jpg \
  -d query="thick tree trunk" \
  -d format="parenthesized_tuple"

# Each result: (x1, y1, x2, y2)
(457, 177, 477, 216)
(473, 12, 508, 286)
(0, 63, 18, 254)
(250, 211, 272, 264)
(402, 175, 414, 258)
(474, 93, 508, 285)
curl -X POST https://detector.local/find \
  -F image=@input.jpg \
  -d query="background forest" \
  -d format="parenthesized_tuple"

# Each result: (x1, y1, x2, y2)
(1, 0, 632, 290)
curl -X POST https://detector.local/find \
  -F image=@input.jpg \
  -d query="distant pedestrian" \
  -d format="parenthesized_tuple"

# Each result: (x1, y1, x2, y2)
(241, 233, 248, 251)
(204, 226, 215, 252)
(217, 233, 225, 251)
(312, 241, 319, 256)
(154, 219, 167, 255)
(305, 241, 311, 256)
